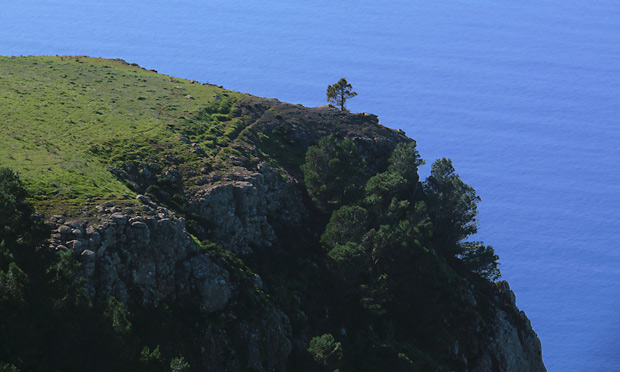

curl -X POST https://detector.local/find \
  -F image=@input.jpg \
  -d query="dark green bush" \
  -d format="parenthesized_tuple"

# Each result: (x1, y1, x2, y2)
(302, 135, 365, 213)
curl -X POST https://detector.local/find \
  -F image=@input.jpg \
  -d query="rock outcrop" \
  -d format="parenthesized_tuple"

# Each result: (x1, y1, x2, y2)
(49, 202, 292, 372)
(51, 206, 232, 311)
(187, 164, 305, 254)
(469, 282, 546, 372)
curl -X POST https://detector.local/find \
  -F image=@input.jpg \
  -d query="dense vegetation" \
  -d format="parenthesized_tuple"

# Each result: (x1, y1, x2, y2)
(292, 136, 500, 371)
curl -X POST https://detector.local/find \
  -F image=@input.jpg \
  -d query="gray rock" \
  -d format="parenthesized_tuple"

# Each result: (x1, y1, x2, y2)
(80, 250, 96, 277)
(66, 239, 84, 252)
(130, 220, 148, 229)
(187, 168, 302, 254)
(110, 213, 128, 226)
(66, 220, 81, 229)
(136, 194, 151, 204)
(50, 215, 65, 224)
(58, 225, 72, 234)
(45, 206, 234, 314)
(189, 255, 233, 314)
(165, 169, 180, 182)
(89, 231, 101, 249)
(469, 308, 546, 372)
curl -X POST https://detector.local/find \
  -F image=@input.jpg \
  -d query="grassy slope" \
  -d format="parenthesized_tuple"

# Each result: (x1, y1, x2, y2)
(0, 56, 246, 214)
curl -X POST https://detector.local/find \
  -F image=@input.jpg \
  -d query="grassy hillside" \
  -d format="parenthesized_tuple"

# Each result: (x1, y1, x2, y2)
(0, 56, 246, 214)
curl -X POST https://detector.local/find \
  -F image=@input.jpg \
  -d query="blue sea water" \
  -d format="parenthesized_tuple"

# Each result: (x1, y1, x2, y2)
(2, 1, 619, 370)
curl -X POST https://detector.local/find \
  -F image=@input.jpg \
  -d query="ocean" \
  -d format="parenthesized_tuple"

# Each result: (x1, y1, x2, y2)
(2, 1, 619, 370)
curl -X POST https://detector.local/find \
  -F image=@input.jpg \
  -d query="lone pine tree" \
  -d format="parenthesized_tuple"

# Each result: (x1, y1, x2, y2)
(327, 78, 357, 111)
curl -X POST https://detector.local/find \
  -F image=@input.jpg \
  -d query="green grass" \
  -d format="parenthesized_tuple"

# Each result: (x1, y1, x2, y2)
(0, 55, 247, 214)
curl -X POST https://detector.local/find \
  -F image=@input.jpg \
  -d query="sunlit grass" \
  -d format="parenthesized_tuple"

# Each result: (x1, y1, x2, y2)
(0, 55, 247, 214)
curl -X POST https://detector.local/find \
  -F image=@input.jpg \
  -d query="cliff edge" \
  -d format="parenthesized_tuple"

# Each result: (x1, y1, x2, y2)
(0, 56, 545, 372)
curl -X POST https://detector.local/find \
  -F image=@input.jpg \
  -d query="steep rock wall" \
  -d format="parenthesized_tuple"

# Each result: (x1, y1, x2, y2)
(50, 206, 232, 311)
(469, 282, 546, 372)
(48, 202, 292, 372)
(187, 164, 305, 254)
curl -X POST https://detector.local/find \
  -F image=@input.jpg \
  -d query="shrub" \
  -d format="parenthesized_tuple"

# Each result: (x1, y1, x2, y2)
(307, 333, 343, 370)
(170, 357, 190, 372)
(302, 135, 365, 213)
(320, 205, 369, 250)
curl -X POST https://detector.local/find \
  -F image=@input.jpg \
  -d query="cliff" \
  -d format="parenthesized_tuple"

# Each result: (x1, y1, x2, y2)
(0, 56, 545, 371)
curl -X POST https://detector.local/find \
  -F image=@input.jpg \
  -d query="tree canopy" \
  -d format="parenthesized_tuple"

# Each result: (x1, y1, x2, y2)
(326, 78, 357, 111)
(301, 135, 365, 213)
(423, 158, 480, 253)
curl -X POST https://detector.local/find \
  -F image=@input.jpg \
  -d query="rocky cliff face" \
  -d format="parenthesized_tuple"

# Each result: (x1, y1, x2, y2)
(186, 164, 304, 255)
(45, 98, 545, 372)
(49, 202, 291, 372)
(50, 206, 233, 312)
(464, 282, 546, 372)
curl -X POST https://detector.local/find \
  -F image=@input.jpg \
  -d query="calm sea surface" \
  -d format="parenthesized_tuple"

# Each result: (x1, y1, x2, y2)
(2, 1, 619, 370)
